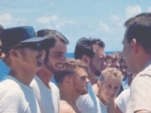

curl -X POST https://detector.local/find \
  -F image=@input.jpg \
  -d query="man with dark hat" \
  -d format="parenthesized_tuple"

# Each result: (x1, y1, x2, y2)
(0, 26, 47, 113)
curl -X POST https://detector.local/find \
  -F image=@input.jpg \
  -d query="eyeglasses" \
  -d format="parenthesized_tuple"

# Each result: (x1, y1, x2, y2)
(13, 42, 44, 51)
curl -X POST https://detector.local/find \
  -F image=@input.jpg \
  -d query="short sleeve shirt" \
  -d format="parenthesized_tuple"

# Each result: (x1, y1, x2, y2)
(126, 61, 151, 113)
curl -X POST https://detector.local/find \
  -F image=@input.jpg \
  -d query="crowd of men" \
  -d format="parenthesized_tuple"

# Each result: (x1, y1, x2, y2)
(0, 12, 150, 113)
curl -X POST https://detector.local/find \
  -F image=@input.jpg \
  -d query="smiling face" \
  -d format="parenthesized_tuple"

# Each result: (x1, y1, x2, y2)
(98, 77, 121, 105)
(97, 68, 122, 105)
(45, 40, 67, 74)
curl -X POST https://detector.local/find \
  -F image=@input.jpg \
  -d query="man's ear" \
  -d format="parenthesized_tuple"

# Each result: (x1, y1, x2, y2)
(81, 55, 90, 65)
(9, 49, 21, 59)
(131, 38, 139, 54)
(64, 76, 72, 85)
(97, 81, 101, 88)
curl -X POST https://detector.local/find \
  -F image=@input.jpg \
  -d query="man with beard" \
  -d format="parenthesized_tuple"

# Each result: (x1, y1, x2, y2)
(122, 13, 151, 113)
(54, 58, 89, 113)
(0, 26, 47, 113)
(74, 37, 106, 113)
(30, 29, 69, 113)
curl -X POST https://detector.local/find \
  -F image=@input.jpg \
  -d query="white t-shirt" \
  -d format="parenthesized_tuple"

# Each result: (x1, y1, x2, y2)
(99, 98, 107, 113)
(31, 76, 60, 113)
(126, 61, 151, 113)
(0, 75, 40, 113)
(116, 89, 130, 113)
(76, 82, 101, 113)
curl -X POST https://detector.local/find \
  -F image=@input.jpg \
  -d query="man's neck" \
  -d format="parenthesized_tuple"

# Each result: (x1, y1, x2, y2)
(60, 87, 79, 106)
(88, 70, 98, 85)
(134, 53, 151, 74)
(37, 67, 53, 88)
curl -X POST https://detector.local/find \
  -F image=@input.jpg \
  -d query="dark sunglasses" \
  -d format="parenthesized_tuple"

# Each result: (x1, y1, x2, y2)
(13, 42, 44, 51)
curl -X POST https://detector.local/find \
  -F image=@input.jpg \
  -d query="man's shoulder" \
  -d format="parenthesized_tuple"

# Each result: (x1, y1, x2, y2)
(60, 100, 75, 113)
(30, 76, 48, 90)
(77, 94, 93, 104)
(132, 65, 151, 86)
(49, 81, 59, 91)
(0, 76, 22, 91)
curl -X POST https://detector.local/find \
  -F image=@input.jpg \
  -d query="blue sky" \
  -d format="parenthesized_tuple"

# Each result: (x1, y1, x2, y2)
(0, 0, 151, 52)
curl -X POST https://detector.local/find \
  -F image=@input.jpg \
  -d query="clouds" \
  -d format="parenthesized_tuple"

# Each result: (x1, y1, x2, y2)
(0, 13, 26, 28)
(37, 15, 58, 24)
(0, 14, 12, 26)
(109, 5, 144, 28)
(36, 15, 77, 29)
(125, 5, 142, 18)
(147, 7, 151, 12)
(110, 14, 124, 26)
(98, 22, 113, 34)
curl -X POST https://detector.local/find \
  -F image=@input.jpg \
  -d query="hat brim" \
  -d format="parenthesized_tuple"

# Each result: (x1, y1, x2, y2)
(20, 37, 48, 43)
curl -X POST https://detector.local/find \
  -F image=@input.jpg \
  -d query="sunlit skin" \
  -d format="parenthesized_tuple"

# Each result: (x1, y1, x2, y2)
(59, 67, 89, 113)
(98, 77, 121, 106)
(71, 68, 89, 95)
(89, 46, 106, 76)
(19, 48, 45, 71)
(45, 40, 67, 75)
(8, 47, 46, 85)
(36, 40, 67, 88)
(86, 46, 106, 96)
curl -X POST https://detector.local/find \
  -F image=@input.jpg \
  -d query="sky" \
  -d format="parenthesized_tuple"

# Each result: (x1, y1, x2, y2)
(0, 0, 151, 52)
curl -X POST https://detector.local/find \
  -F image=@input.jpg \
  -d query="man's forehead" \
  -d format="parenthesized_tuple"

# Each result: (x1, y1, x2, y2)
(51, 51, 65, 54)
(104, 77, 121, 83)
(75, 67, 87, 73)
(49, 46, 66, 53)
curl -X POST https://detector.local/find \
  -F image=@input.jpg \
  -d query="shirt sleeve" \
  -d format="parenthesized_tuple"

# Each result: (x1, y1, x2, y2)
(126, 74, 151, 113)
(0, 90, 22, 113)
(76, 94, 101, 113)
(116, 89, 130, 112)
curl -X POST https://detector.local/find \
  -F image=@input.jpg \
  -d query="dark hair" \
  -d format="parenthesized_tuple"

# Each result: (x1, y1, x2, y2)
(0, 24, 4, 32)
(124, 13, 151, 54)
(37, 29, 69, 63)
(54, 58, 88, 84)
(74, 37, 105, 59)
(105, 54, 114, 61)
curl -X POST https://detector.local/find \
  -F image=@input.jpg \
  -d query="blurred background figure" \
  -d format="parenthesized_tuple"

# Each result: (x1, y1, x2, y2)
(105, 54, 113, 68)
